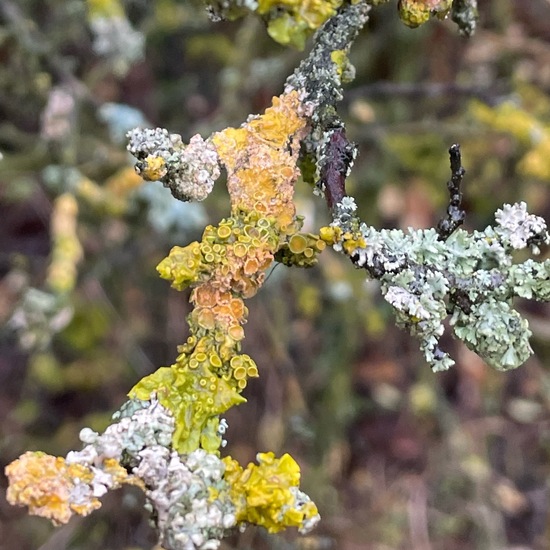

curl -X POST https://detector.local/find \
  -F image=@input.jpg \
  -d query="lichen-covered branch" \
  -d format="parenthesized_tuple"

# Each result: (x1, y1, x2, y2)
(7, 36, 334, 550)
(127, 90, 327, 459)
(6, 399, 317, 548)
(284, 2, 368, 204)
(204, 0, 479, 44)
(320, 188, 550, 372)
(206, 0, 347, 49)
(6, 2, 543, 549)
(127, 129, 220, 202)
(7, 88, 328, 549)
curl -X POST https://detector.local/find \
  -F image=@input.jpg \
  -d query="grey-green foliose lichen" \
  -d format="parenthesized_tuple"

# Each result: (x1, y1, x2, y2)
(329, 198, 550, 372)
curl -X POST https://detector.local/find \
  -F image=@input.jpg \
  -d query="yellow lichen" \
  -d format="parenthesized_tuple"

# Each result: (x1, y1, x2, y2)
(222, 452, 319, 533)
(140, 155, 168, 181)
(330, 49, 355, 82)
(342, 234, 366, 254)
(319, 225, 342, 244)
(255, 0, 343, 48)
(277, 231, 326, 267)
(289, 234, 308, 254)
(212, 91, 307, 221)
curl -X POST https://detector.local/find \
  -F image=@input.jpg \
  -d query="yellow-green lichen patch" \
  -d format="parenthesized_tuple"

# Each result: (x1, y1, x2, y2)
(398, 0, 452, 28)
(140, 92, 324, 455)
(222, 452, 320, 533)
(257, 0, 343, 49)
(276, 232, 327, 267)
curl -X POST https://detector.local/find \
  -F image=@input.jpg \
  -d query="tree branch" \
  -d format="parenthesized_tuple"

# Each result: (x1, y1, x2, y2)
(436, 143, 466, 240)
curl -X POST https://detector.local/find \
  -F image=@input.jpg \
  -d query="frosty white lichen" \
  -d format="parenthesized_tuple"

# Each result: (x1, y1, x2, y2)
(135, 447, 236, 550)
(494, 201, 548, 251)
(62, 399, 239, 550)
(385, 285, 435, 321)
(127, 128, 220, 202)
(67, 398, 175, 464)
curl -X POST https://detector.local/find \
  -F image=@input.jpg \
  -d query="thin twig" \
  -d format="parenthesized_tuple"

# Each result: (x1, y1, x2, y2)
(436, 144, 466, 241)
(320, 127, 355, 210)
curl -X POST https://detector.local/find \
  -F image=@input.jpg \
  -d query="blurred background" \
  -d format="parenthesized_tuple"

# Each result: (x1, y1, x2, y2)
(1, 0, 550, 548)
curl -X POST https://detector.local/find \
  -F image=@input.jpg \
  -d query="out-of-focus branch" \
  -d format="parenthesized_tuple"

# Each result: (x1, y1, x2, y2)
(346, 80, 507, 104)
(0, 0, 94, 104)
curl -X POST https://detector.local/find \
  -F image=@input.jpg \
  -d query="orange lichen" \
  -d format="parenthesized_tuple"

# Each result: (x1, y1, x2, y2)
(6, 452, 93, 525)
(131, 91, 326, 454)
(212, 90, 308, 223)
(5, 451, 140, 525)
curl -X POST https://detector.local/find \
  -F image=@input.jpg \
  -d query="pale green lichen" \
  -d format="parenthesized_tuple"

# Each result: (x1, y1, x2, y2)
(452, 300, 533, 371)
(323, 197, 550, 372)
